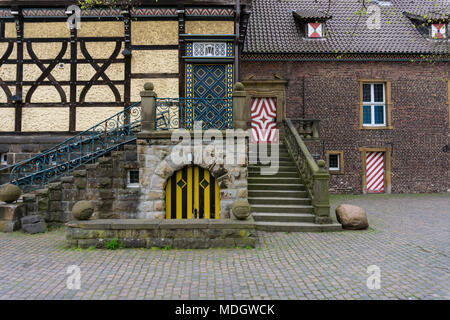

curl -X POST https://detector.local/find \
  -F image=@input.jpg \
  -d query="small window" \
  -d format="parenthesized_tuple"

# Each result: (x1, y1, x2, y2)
(192, 42, 227, 57)
(326, 151, 344, 174)
(329, 154, 339, 171)
(431, 24, 446, 39)
(362, 83, 386, 126)
(307, 22, 323, 38)
(0, 153, 7, 166)
(127, 170, 139, 187)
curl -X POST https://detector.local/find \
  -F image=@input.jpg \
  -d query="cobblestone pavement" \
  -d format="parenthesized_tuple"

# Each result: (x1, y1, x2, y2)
(0, 194, 449, 300)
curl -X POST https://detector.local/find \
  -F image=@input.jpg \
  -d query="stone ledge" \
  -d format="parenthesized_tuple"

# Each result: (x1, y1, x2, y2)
(66, 218, 256, 249)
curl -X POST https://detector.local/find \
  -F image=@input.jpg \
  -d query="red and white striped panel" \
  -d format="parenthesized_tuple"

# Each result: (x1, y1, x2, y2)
(251, 98, 277, 144)
(366, 152, 385, 193)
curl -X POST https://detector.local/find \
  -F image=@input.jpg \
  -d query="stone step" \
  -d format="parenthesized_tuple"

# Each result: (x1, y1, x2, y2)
(248, 184, 306, 191)
(248, 156, 294, 163)
(248, 177, 302, 184)
(252, 213, 315, 223)
(248, 171, 299, 178)
(248, 150, 291, 159)
(255, 222, 343, 232)
(248, 197, 311, 205)
(248, 190, 308, 198)
(248, 161, 295, 166)
(251, 204, 314, 213)
(248, 166, 297, 172)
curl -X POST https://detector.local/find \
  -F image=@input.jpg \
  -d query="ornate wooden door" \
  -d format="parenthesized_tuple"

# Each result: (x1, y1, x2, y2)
(165, 166, 220, 219)
(251, 97, 277, 143)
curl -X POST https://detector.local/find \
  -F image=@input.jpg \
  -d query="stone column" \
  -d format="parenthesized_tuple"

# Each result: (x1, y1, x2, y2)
(232, 82, 248, 130)
(140, 82, 157, 132)
(313, 160, 332, 224)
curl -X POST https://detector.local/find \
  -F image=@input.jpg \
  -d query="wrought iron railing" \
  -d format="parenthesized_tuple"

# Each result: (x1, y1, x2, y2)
(156, 97, 232, 130)
(1, 102, 141, 192)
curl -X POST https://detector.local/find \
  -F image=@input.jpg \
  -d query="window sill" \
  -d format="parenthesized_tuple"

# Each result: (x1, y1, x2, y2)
(360, 125, 393, 130)
(126, 184, 140, 189)
(329, 170, 344, 175)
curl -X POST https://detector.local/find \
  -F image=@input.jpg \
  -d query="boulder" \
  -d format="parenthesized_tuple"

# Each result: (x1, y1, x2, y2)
(20, 215, 47, 234)
(21, 215, 41, 225)
(335, 204, 369, 230)
(0, 184, 21, 204)
(72, 201, 95, 220)
(22, 221, 47, 234)
(232, 200, 251, 220)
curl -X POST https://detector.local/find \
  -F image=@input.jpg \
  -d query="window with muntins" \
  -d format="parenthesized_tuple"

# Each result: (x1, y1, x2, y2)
(363, 83, 386, 126)
(328, 154, 339, 171)
(127, 170, 139, 187)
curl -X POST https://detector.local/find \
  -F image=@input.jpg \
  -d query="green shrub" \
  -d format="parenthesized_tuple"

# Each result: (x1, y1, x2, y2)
(106, 238, 119, 250)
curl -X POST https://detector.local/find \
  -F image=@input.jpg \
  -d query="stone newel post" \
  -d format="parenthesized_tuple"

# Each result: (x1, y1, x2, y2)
(313, 160, 332, 224)
(140, 82, 157, 132)
(232, 82, 248, 130)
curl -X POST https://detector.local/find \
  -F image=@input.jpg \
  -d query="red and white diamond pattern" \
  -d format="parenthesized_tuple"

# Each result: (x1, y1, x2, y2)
(366, 152, 385, 193)
(308, 23, 323, 38)
(431, 24, 446, 39)
(251, 98, 277, 143)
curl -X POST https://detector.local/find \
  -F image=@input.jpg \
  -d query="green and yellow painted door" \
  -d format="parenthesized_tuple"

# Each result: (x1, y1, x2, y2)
(165, 166, 220, 219)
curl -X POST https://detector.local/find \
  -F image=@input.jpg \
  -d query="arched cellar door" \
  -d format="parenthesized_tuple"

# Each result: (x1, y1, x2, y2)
(165, 166, 220, 219)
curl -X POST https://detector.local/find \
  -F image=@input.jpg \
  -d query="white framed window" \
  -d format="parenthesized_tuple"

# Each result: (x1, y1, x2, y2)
(0, 153, 7, 165)
(362, 83, 386, 126)
(127, 170, 140, 187)
(192, 42, 227, 57)
(328, 154, 340, 171)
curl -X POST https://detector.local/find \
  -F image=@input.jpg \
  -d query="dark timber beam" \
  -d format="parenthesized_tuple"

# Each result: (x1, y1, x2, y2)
(12, 7, 23, 133)
(178, 4, 185, 98)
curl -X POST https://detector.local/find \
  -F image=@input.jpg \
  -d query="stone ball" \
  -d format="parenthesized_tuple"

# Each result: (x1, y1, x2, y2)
(144, 82, 154, 91)
(0, 184, 21, 204)
(335, 204, 369, 230)
(317, 160, 326, 168)
(72, 200, 95, 221)
(232, 199, 251, 220)
(234, 82, 245, 91)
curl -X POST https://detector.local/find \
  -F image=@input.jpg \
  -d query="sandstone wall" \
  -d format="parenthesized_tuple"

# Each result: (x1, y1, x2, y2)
(137, 134, 248, 219)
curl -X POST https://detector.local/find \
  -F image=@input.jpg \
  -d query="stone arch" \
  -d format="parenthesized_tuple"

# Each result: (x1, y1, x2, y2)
(154, 154, 232, 191)
(164, 165, 222, 219)
(137, 140, 247, 220)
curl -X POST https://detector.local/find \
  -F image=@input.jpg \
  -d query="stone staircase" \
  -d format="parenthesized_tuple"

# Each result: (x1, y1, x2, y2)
(248, 144, 341, 232)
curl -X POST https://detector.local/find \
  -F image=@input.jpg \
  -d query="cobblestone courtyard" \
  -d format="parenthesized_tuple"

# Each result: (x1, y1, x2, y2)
(0, 194, 448, 300)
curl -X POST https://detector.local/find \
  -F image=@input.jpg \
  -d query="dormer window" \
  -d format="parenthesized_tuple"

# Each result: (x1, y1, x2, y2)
(404, 11, 448, 40)
(293, 9, 331, 39)
(307, 22, 323, 38)
(431, 24, 446, 39)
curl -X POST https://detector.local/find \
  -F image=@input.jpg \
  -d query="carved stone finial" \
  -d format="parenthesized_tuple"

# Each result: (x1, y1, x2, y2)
(317, 159, 326, 168)
(234, 82, 245, 91)
(144, 82, 154, 91)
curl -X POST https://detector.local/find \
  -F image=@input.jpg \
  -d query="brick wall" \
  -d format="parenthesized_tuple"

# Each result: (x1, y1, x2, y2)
(241, 60, 450, 193)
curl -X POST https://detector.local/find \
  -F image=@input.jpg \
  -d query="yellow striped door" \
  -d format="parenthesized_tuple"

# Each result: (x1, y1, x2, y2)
(165, 166, 220, 219)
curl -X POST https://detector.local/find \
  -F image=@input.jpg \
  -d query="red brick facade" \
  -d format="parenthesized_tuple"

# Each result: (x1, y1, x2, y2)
(241, 60, 450, 193)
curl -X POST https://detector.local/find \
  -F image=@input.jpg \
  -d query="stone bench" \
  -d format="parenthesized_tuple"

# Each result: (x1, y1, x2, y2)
(66, 219, 256, 249)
